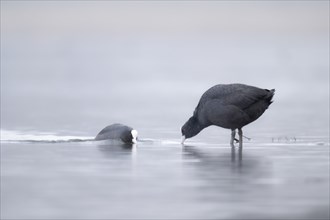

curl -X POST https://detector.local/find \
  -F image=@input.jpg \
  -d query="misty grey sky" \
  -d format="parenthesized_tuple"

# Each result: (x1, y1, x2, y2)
(1, 1, 329, 136)
(2, 1, 328, 35)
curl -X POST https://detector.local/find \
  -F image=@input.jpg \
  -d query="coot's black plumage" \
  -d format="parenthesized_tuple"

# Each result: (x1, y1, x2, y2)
(95, 123, 138, 144)
(181, 84, 275, 147)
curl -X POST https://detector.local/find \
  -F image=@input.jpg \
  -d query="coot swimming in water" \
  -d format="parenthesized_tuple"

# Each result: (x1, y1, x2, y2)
(181, 83, 275, 147)
(95, 123, 138, 144)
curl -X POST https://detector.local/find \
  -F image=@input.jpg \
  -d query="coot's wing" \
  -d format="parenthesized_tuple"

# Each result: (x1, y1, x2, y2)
(220, 86, 271, 110)
(95, 124, 132, 140)
(195, 84, 271, 115)
(97, 124, 122, 136)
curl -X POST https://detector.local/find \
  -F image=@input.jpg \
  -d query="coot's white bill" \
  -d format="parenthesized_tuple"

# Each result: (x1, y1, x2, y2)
(181, 136, 186, 144)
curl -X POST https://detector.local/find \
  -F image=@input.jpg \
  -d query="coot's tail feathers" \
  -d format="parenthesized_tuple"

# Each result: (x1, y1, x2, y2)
(266, 89, 275, 105)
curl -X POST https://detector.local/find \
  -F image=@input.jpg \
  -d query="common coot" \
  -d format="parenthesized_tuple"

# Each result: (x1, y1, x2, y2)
(95, 123, 138, 144)
(181, 83, 275, 147)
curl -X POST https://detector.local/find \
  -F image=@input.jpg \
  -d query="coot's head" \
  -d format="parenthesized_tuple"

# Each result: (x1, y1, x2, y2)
(121, 129, 138, 144)
(131, 130, 138, 144)
(181, 116, 202, 144)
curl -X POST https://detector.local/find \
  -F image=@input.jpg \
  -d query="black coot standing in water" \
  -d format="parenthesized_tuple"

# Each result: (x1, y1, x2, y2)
(181, 84, 275, 147)
(95, 123, 138, 144)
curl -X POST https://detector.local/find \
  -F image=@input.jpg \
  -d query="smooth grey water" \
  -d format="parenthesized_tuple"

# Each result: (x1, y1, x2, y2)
(1, 1, 329, 219)
(1, 139, 329, 219)
(2, 132, 329, 219)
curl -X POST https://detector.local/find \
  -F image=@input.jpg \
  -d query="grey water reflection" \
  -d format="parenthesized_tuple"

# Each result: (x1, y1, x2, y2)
(1, 141, 329, 219)
(182, 145, 272, 195)
(181, 143, 329, 219)
(231, 145, 243, 163)
(97, 143, 135, 155)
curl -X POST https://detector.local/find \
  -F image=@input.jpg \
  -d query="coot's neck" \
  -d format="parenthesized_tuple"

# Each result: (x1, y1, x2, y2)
(189, 116, 208, 138)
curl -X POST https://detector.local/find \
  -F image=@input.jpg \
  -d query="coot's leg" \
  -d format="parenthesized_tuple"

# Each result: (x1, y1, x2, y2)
(231, 144, 236, 161)
(230, 129, 236, 147)
(238, 128, 243, 148)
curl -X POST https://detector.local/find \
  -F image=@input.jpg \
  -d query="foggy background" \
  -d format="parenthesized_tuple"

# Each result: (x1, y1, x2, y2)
(1, 2, 329, 219)
(1, 1, 329, 140)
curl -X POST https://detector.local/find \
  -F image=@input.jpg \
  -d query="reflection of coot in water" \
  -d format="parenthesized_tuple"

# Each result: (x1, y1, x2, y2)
(95, 123, 138, 144)
(181, 84, 275, 147)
